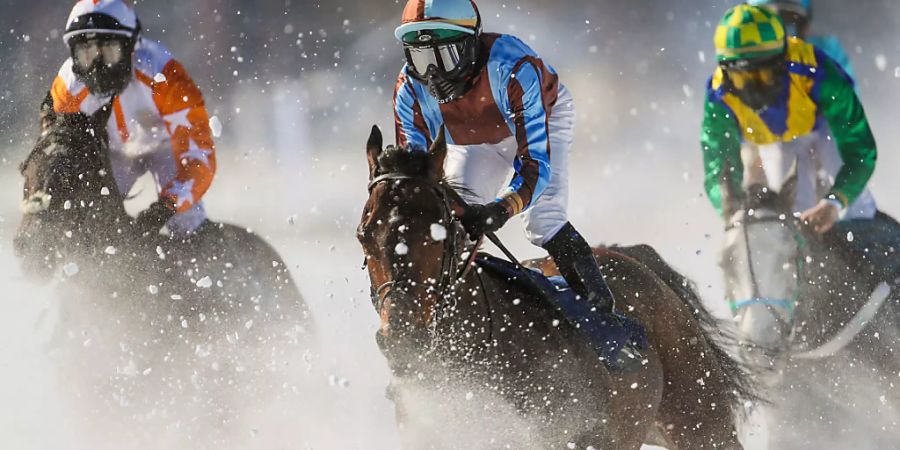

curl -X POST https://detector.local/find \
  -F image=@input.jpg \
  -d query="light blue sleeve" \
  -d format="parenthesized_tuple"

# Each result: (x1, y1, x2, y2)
(809, 35, 855, 82)
(499, 60, 553, 211)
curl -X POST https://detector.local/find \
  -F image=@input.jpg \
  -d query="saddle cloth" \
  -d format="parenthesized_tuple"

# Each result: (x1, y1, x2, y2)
(475, 253, 647, 361)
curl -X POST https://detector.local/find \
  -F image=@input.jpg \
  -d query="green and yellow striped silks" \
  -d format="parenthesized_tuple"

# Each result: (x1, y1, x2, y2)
(714, 4, 786, 62)
(710, 38, 818, 145)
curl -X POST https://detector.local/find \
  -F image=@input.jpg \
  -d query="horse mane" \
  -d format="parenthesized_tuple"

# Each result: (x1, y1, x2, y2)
(376, 145, 431, 177)
(611, 244, 764, 409)
(744, 184, 786, 212)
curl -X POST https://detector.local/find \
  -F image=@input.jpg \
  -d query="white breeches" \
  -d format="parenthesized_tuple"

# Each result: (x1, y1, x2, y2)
(747, 124, 877, 220)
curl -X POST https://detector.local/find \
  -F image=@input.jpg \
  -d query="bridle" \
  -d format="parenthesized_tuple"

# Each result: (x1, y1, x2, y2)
(365, 172, 480, 330)
(726, 206, 804, 330)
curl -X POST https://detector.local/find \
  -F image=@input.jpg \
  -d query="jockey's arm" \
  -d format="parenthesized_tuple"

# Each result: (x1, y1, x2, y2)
(700, 91, 743, 217)
(818, 57, 877, 209)
(153, 60, 216, 213)
(497, 61, 554, 217)
(393, 70, 431, 150)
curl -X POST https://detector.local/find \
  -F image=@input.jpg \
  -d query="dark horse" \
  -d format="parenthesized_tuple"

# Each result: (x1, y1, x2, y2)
(358, 126, 756, 449)
(719, 176, 900, 448)
(14, 105, 313, 447)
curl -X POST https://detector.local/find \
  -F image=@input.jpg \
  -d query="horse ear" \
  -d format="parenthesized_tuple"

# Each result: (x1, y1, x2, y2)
(779, 157, 799, 212)
(428, 126, 447, 179)
(366, 125, 383, 180)
(719, 159, 743, 219)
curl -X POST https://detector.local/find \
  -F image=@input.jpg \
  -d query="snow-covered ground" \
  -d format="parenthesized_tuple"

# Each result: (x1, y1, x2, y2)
(2, 126, 896, 447)
(2, 2, 900, 448)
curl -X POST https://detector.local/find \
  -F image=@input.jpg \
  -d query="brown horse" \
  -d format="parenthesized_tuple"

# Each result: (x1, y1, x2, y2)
(358, 126, 756, 450)
(14, 107, 313, 447)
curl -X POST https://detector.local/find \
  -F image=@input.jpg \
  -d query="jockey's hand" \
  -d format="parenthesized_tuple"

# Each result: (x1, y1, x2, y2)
(460, 202, 510, 239)
(800, 199, 840, 234)
(135, 198, 176, 238)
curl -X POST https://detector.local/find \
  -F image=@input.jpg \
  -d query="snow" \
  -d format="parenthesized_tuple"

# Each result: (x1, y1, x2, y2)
(430, 223, 447, 241)
(195, 276, 213, 288)
(2, 2, 900, 449)
(62, 262, 79, 276)
(208, 116, 223, 138)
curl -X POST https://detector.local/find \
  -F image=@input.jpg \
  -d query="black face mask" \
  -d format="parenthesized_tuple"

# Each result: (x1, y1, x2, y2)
(723, 58, 788, 111)
(731, 78, 785, 111)
(404, 34, 480, 103)
(70, 34, 135, 97)
(422, 67, 473, 104)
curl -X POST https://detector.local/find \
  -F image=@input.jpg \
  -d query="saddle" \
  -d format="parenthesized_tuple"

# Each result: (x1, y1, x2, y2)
(475, 253, 646, 365)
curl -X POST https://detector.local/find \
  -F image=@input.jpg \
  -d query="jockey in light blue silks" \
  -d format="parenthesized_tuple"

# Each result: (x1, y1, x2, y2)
(391, 0, 645, 370)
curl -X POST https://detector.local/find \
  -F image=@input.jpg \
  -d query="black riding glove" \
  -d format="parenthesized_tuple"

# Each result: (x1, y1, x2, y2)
(135, 198, 176, 238)
(460, 202, 511, 239)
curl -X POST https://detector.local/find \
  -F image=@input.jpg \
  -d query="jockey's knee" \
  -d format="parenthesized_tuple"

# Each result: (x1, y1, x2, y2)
(166, 202, 207, 236)
(524, 216, 569, 247)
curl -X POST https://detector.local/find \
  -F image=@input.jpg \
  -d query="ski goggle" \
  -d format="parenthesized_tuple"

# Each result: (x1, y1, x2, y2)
(71, 37, 126, 70)
(404, 43, 467, 78)
(402, 30, 472, 78)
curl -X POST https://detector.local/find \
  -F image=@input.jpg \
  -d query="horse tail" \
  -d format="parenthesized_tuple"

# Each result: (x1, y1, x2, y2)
(611, 244, 762, 411)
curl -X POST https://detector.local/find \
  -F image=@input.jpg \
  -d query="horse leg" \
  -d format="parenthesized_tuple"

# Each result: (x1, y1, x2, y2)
(597, 348, 665, 450)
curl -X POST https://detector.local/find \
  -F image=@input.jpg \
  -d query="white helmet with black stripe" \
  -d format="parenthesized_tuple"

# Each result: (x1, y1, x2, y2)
(63, 0, 141, 96)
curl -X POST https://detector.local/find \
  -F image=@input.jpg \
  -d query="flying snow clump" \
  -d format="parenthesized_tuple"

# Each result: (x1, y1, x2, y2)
(209, 116, 223, 137)
(63, 262, 79, 276)
(430, 223, 447, 241)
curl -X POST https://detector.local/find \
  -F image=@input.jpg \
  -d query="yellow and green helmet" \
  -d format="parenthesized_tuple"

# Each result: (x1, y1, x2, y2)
(714, 4, 786, 63)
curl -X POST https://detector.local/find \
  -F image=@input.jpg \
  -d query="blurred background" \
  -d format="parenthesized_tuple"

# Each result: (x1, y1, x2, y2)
(1, 0, 899, 448)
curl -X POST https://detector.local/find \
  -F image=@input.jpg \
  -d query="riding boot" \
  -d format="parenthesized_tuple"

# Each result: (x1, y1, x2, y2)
(542, 222, 646, 371)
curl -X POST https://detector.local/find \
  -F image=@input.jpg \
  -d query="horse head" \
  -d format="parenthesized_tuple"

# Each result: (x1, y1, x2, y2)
(14, 106, 126, 281)
(357, 126, 473, 353)
(719, 159, 802, 373)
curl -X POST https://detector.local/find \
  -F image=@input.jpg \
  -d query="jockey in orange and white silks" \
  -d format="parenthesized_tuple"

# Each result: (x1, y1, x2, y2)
(392, 0, 646, 371)
(47, 0, 215, 236)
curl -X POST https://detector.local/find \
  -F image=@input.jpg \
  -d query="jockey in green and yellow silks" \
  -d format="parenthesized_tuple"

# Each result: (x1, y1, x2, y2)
(701, 4, 877, 233)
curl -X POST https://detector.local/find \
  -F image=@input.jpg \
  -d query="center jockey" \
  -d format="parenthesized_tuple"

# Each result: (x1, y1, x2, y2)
(45, 0, 215, 239)
(702, 6, 899, 292)
(392, 0, 645, 370)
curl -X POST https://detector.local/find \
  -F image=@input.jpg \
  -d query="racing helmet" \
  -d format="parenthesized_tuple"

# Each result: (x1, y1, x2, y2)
(395, 0, 483, 103)
(63, 0, 141, 96)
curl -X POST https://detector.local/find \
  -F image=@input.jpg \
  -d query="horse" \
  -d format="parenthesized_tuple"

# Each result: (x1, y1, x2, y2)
(357, 125, 757, 449)
(718, 172, 900, 447)
(13, 105, 313, 447)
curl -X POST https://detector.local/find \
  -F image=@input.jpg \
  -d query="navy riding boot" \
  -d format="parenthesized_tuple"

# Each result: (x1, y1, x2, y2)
(542, 222, 646, 371)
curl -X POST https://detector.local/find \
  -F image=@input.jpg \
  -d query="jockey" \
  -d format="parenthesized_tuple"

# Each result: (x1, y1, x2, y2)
(44, 0, 216, 239)
(747, 0, 855, 79)
(702, 6, 899, 288)
(392, 0, 644, 370)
